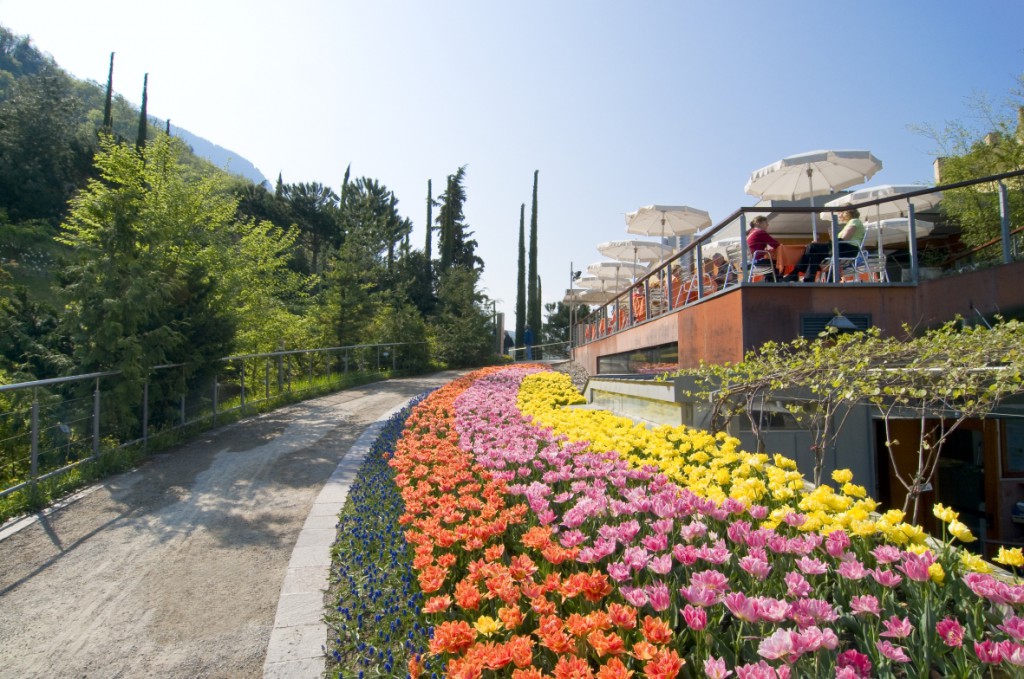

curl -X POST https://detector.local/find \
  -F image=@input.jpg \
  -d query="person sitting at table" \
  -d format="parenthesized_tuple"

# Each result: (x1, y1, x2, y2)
(782, 209, 866, 282)
(746, 215, 783, 279)
(708, 252, 737, 288)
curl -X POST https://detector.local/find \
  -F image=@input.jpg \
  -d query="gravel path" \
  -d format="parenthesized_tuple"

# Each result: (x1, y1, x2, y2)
(0, 372, 461, 679)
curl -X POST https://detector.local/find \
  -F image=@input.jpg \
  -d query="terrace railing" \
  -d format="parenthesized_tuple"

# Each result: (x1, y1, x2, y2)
(575, 168, 1024, 346)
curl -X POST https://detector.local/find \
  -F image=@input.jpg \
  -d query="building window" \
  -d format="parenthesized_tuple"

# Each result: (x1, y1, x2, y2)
(597, 342, 678, 375)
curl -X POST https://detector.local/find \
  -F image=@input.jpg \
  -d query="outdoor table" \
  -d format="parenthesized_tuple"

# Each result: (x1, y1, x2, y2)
(773, 243, 808, 276)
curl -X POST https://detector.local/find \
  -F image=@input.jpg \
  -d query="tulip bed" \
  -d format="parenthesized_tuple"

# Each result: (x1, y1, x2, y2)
(330, 365, 1024, 678)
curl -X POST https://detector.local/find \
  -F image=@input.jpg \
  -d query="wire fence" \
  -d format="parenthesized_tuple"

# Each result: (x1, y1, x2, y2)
(0, 342, 426, 502)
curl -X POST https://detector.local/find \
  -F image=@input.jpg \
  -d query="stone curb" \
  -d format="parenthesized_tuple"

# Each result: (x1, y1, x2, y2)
(262, 400, 413, 679)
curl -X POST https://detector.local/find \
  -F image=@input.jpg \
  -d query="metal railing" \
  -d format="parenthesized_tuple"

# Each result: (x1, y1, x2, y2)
(508, 340, 571, 362)
(576, 168, 1024, 346)
(0, 342, 426, 501)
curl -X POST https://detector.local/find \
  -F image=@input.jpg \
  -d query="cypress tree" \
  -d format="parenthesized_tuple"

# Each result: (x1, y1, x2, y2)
(527, 170, 541, 339)
(102, 52, 114, 131)
(135, 73, 148, 150)
(424, 179, 433, 258)
(165, 119, 170, 136)
(515, 203, 526, 348)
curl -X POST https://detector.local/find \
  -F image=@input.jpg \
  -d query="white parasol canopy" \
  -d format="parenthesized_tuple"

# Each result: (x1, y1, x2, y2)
(821, 185, 941, 256)
(575, 274, 624, 292)
(564, 288, 615, 305)
(744, 149, 883, 239)
(863, 218, 935, 248)
(597, 239, 674, 269)
(587, 260, 646, 296)
(625, 205, 712, 241)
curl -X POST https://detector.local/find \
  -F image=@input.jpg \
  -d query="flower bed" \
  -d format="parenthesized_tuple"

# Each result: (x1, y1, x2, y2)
(359, 366, 1024, 678)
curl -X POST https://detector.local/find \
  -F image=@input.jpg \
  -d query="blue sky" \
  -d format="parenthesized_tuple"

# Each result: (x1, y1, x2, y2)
(2, 1, 1023, 324)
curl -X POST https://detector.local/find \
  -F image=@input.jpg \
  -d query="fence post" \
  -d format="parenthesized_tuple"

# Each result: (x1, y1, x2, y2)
(240, 358, 246, 411)
(180, 365, 186, 428)
(308, 353, 314, 389)
(277, 342, 284, 394)
(142, 379, 149, 450)
(344, 350, 349, 373)
(212, 378, 218, 426)
(999, 181, 1012, 264)
(92, 377, 100, 457)
(392, 346, 397, 372)
(30, 387, 39, 480)
(265, 358, 270, 400)
(376, 346, 381, 372)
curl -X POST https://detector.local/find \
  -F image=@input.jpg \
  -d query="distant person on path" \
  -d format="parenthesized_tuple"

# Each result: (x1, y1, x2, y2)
(523, 327, 534, 360)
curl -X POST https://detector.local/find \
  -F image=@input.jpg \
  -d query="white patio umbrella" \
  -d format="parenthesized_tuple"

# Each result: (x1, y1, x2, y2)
(587, 260, 646, 296)
(863, 218, 935, 248)
(744, 149, 883, 239)
(563, 288, 616, 305)
(624, 205, 712, 262)
(575, 274, 625, 292)
(819, 184, 942, 256)
(597, 239, 674, 270)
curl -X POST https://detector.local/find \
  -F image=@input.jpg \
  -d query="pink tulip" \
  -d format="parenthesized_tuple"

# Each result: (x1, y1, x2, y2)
(825, 529, 850, 558)
(724, 592, 760, 622)
(683, 604, 707, 631)
(936, 617, 964, 648)
(836, 558, 867, 581)
(795, 556, 827, 575)
(876, 640, 911, 663)
(868, 568, 903, 588)
(679, 520, 708, 542)
(784, 571, 811, 598)
(757, 628, 799, 662)
(870, 544, 902, 564)
(646, 581, 671, 611)
(879, 615, 914, 639)
(896, 550, 935, 582)
(1000, 640, 1024, 666)
(1000, 615, 1024, 641)
(704, 656, 733, 679)
(739, 555, 772, 579)
(848, 595, 880, 617)
(975, 639, 1003, 664)
(835, 649, 872, 678)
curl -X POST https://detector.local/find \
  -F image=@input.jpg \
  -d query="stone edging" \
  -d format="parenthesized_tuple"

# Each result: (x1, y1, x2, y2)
(262, 401, 411, 678)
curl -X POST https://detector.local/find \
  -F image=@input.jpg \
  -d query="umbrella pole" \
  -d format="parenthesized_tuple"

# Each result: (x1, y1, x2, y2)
(876, 206, 883, 259)
(807, 168, 818, 241)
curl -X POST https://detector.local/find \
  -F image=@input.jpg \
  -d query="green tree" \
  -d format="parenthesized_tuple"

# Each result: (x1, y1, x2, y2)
(0, 65, 92, 222)
(102, 52, 114, 131)
(362, 290, 430, 373)
(430, 267, 493, 368)
(424, 178, 434, 259)
(57, 133, 237, 433)
(542, 301, 588, 346)
(915, 84, 1024, 253)
(135, 73, 147, 150)
(283, 181, 340, 276)
(515, 203, 526, 348)
(527, 170, 541, 338)
(436, 166, 482, 272)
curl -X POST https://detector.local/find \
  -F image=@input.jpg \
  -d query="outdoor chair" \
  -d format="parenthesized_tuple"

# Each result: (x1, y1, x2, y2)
(854, 252, 889, 282)
(747, 250, 778, 282)
(820, 248, 868, 283)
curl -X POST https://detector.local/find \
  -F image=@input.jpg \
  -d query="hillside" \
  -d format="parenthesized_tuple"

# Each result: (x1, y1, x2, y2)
(158, 119, 268, 186)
